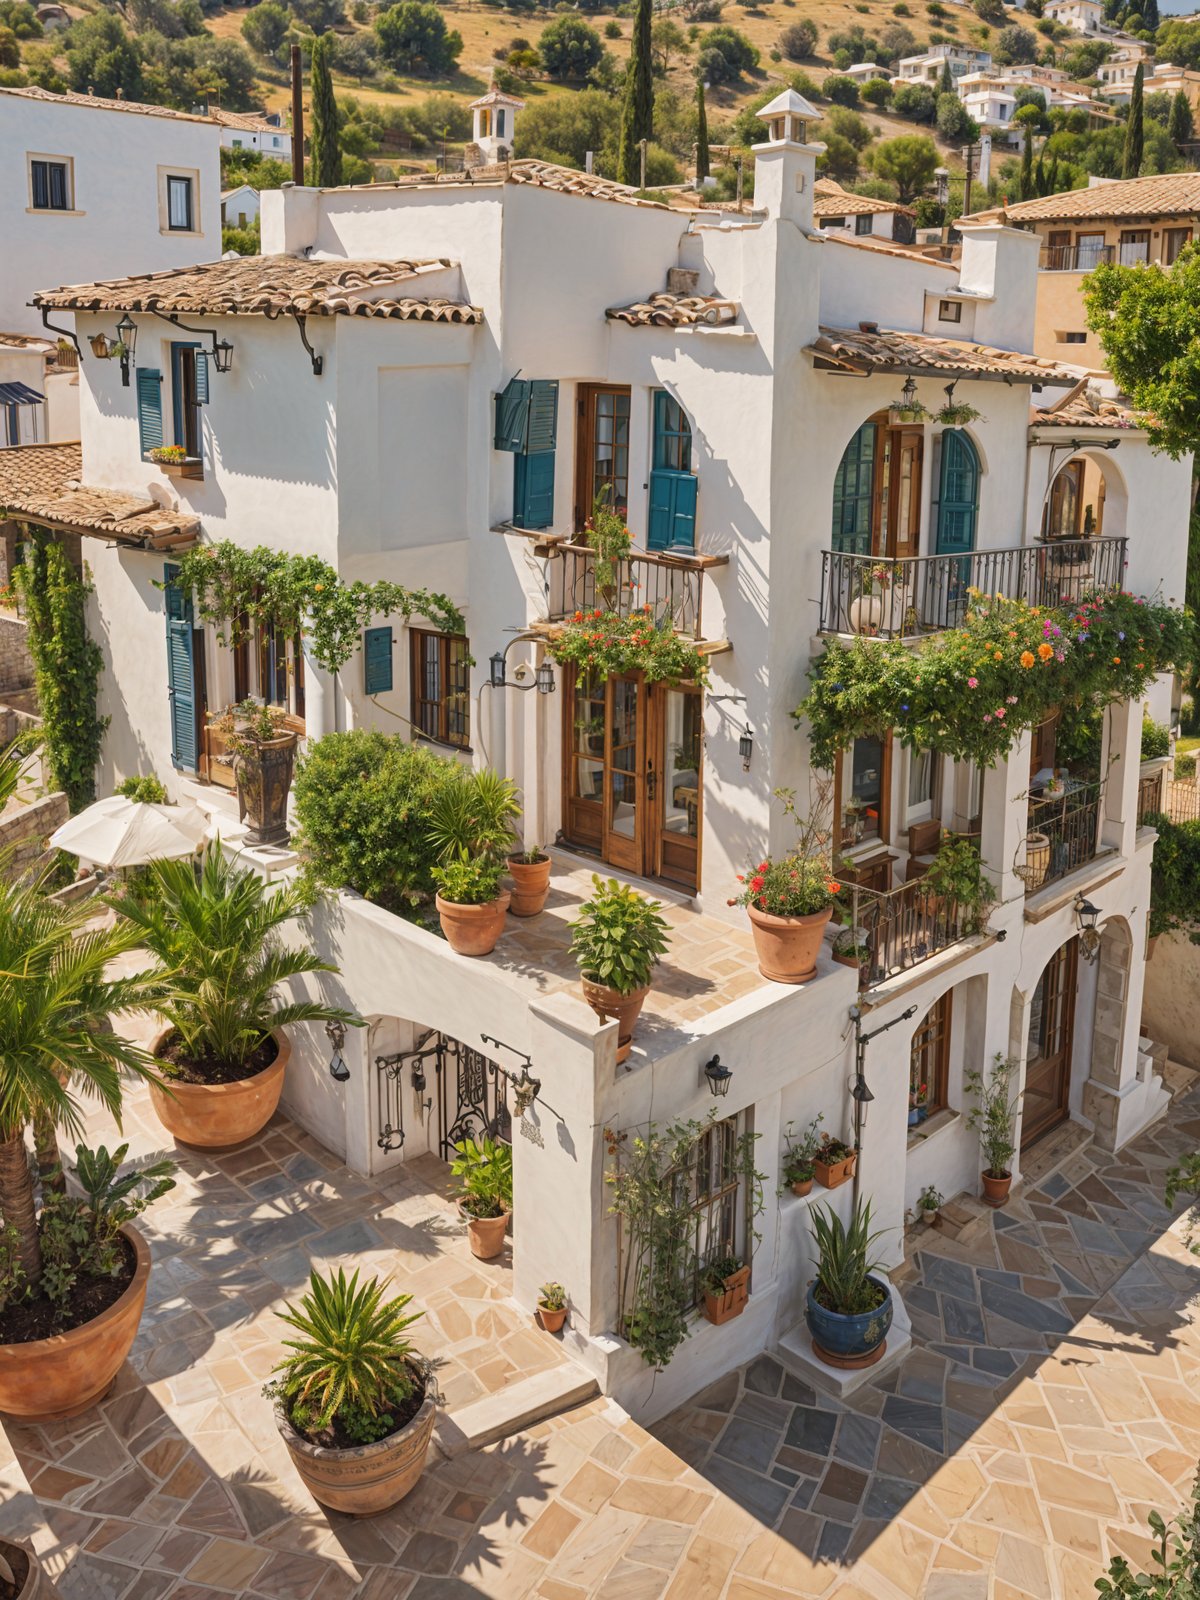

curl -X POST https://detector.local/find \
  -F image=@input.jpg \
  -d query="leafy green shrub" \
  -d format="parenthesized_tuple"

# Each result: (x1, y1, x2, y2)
(1055, 700, 1103, 773)
(450, 1135, 513, 1218)
(1177, 752, 1197, 780)
(432, 852, 504, 905)
(605, 17, 621, 35)
(825, 73, 860, 105)
(965, 1053, 1020, 1178)
(569, 874, 671, 995)
(779, 17, 815, 56)
(293, 730, 464, 915)
(1146, 814, 1200, 937)
(538, 14, 605, 77)
(1096, 1472, 1200, 1596)
(115, 774, 168, 804)
(1142, 717, 1171, 760)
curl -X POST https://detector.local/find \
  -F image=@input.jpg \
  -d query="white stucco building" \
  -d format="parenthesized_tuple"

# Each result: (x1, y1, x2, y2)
(210, 107, 292, 165)
(1043, 0, 1104, 32)
(220, 184, 260, 231)
(0, 94, 1190, 1417)
(894, 44, 993, 86)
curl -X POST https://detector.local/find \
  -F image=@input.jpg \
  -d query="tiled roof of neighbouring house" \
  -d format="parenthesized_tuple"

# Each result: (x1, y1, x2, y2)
(0, 84, 215, 124)
(208, 108, 285, 134)
(33, 258, 483, 323)
(0, 443, 200, 547)
(606, 293, 739, 328)
(372, 158, 679, 211)
(807, 326, 1076, 384)
(813, 180, 915, 218)
(994, 173, 1200, 222)
(1031, 378, 1140, 429)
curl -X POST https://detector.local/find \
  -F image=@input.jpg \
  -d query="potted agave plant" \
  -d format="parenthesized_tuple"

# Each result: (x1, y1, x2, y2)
(701, 1256, 751, 1326)
(537, 1282, 568, 1334)
(734, 786, 839, 985)
(269, 1267, 436, 1516)
(450, 1135, 513, 1261)
(781, 1115, 823, 1197)
(966, 1052, 1020, 1207)
(117, 846, 359, 1149)
(569, 875, 671, 1064)
(208, 699, 298, 848)
(805, 1199, 893, 1370)
(429, 769, 521, 955)
(508, 841, 552, 918)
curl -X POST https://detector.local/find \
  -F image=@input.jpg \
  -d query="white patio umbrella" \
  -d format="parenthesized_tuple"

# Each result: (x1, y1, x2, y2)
(49, 796, 211, 870)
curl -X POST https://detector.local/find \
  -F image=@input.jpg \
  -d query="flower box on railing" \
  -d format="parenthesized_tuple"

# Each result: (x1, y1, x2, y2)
(146, 449, 202, 480)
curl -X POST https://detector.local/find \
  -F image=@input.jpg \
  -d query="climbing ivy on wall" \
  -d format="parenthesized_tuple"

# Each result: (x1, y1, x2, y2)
(13, 534, 107, 814)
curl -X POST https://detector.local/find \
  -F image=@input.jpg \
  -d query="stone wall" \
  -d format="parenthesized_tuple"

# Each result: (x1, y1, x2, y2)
(0, 790, 68, 882)
(1143, 930, 1200, 1070)
(0, 615, 33, 696)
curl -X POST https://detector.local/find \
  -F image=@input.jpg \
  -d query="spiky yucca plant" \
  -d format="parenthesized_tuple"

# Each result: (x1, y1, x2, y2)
(269, 1268, 424, 1446)
(810, 1198, 889, 1317)
(115, 845, 357, 1070)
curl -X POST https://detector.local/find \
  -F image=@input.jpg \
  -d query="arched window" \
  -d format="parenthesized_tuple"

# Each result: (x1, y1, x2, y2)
(648, 390, 697, 551)
(831, 421, 876, 556)
(935, 429, 979, 556)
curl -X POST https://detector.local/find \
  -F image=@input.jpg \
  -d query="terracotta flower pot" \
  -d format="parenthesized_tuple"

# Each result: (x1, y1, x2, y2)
(436, 892, 510, 957)
(0, 1226, 150, 1422)
(746, 904, 832, 984)
(814, 1152, 855, 1190)
(790, 1177, 814, 1197)
(537, 1304, 568, 1333)
(149, 1026, 290, 1150)
(276, 1366, 435, 1516)
(703, 1266, 751, 1326)
(0, 1539, 60, 1600)
(921, 1209, 939, 1228)
(580, 978, 649, 1065)
(234, 732, 298, 848)
(507, 855, 552, 917)
(981, 1169, 1012, 1208)
(461, 1206, 511, 1261)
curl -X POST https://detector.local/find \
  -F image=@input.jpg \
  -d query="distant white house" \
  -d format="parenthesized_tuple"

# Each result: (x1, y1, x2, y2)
(221, 184, 260, 231)
(209, 108, 292, 165)
(0, 332, 76, 447)
(1043, 0, 1104, 33)
(845, 61, 887, 83)
(812, 178, 914, 241)
(895, 43, 992, 85)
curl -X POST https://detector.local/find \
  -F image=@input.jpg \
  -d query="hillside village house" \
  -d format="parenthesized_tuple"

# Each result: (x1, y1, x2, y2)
(998, 173, 1200, 368)
(1097, 59, 1200, 111)
(0, 93, 1191, 1417)
(0, 85, 221, 448)
(1043, 0, 1105, 33)
(813, 178, 914, 242)
(221, 183, 260, 231)
(209, 106, 293, 164)
(894, 43, 992, 85)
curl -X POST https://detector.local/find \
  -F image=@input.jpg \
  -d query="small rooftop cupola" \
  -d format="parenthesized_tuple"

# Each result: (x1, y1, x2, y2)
(751, 88, 823, 227)
(468, 87, 525, 164)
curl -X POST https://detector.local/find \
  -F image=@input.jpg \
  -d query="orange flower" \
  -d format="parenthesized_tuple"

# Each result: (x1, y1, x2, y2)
(1113, 656, 1121, 664)
(1037, 642, 1053, 661)
(1020, 650, 1035, 668)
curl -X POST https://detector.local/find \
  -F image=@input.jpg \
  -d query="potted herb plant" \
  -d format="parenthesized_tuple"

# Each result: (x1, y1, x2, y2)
(734, 787, 840, 984)
(813, 1133, 856, 1190)
(433, 853, 510, 956)
(923, 833, 995, 934)
(781, 1115, 823, 1197)
(428, 768, 521, 952)
(117, 847, 359, 1149)
(569, 875, 671, 1064)
(507, 841, 552, 918)
(965, 1052, 1020, 1207)
(269, 1267, 436, 1516)
(701, 1256, 751, 1325)
(0, 1539, 58, 1598)
(805, 1199, 893, 1369)
(146, 444, 202, 480)
(584, 489, 633, 608)
(537, 1282, 568, 1333)
(208, 700, 298, 848)
(916, 1184, 943, 1227)
(450, 1135, 513, 1260)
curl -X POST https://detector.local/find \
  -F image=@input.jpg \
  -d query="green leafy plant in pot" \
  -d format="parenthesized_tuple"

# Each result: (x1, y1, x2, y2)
(916, 1184, 943, 1227)
(116, 845, 359, 1150)
(450, 1135, 514, 1260)
(427, 768, 521, 955)
(700, 1254, 751, 1325)
(965, 1052, 1020, 1207)
(537, 1280, 568, 1333)
(781, 1115, 823, 1196)
(923, 832, 995, 936)
(268, 1267, 436, 1516)
(804, 1199, 893, 1369)
(570, 875, 671, 1064)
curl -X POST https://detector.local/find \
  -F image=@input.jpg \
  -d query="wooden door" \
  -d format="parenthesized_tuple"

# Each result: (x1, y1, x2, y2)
(603, 674, 644, 873)
(889, 428, 923, 560)
(1022, 938, 1078, 1148)
(653, 684, 701, 891)
(575, 384, 631, 529)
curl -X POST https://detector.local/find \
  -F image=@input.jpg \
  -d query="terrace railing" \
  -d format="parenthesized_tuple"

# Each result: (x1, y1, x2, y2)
(1024, 778, 1104, 892)
(841, 876, 975, 990)
(818, 537, 1128, 640)
(1041, 243, 1115, 272)
(546, 543, 709, 638)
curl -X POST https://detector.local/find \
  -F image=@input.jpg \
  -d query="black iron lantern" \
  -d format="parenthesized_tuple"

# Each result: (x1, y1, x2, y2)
(325, 1019, 350, 1082)
(213, 337, 234, 374)
(1075, 896, 1102, 962)
(703, 1054, 733, 1097)
(490, 651, 506, 687)
(115, 313, 136, 388)
(850, 1072, 874, 1104)
(535, 660, 556, 695)
(739, 725, 754, 771)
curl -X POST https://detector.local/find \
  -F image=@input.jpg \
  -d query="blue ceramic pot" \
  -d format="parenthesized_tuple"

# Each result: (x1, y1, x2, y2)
(916, 1105, 928, 1124)
(805, 1277, 893, 1365)
(907, 1107, 919, 1127)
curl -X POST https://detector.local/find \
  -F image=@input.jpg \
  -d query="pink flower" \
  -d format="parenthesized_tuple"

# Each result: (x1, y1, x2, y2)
(995, 707, 1006, 719)
(1006, 695, 1018, 704)
(983, 713, 992, 722)
(967, 677, 978, 688)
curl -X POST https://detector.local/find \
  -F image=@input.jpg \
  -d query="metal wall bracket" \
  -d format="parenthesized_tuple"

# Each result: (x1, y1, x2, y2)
(291, 311, 323, 376)
(39, 308, 81, 358)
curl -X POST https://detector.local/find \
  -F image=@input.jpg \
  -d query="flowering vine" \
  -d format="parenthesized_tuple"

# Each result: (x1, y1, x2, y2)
(545, 606, 710, 686)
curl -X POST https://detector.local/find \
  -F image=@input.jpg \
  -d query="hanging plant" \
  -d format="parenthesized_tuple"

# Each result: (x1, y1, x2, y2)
(546, 606, 710, 686)
(796, 589, 1195, 771)
(936, 403, 984, 427)
(162, 542, 465, 677)
(888, 401, 931, 425)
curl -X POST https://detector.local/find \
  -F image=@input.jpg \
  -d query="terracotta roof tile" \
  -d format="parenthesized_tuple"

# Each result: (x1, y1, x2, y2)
(208, 108, 285, 134)
(995, 173, 1200, 222)
(606, 292, 738, 327)
(807, 325, 1075, 384)
(375, 158, 681, 211)
(1031, 379, 1140, 429)
(0, 84, 215, 125)
(33, 257, 483, 323)
(813, 180, 914, 218)
(0, 444, 200, 547)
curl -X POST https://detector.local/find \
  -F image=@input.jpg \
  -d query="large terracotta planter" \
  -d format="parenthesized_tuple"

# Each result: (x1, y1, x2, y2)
(234, 732, 298, 848)
(981, 1169, 1013, 1208)
(507, 855, 552, 917)
(580, 978, 649, 1066)
(276, 1368, 435, 1516)
(149, 1026, 290, 1150)
(1024, 831, 1051, 892)
(0, 1540, 60, 1599)
(0, 1226, 150, 1422)
(461, 1206, 510, 1261)
(746, 904, 832, 984)
(436, 892, 510, 956)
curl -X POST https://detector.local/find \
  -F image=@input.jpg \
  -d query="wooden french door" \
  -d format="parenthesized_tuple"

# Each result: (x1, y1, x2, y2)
(1022, 938, 1078, 1149)
(563, 669, 700, 890)
(831, 416, 923, 559)
(575, 384, 631, 529)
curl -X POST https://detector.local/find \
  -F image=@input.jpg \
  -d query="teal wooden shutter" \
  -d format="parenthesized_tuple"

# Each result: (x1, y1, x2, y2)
(525, 380, 558, 453)
(514, 450, 555, 530)
(137, 369, 163, 456)
(163, 563, 197, 771)
(363, 626, 393, 694)
(494, 376, 531, 451)
(832, 421, 875, 556)
(648, 390, 696, 550)
(936, 430, 979, 555)
(193, 351, 209, 405)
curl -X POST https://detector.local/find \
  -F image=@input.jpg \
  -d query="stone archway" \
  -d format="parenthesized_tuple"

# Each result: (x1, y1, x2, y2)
(1081, 915, 1133, 1151)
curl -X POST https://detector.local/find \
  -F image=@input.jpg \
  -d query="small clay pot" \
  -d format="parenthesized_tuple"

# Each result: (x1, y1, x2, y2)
(149, 1026, 290, 1150)
(507, 854, 552, 917)
(790, 1177, 814, 1198)
(537, 1303, 567, 1334)
(462, 1206, 511, 1261)
(921, 1209, 939, 1228)
(436, 892, 511, 957)
(580, 978, 649, 1065)
(981, 1169, 1012, 1208)
(702, 1266, 751, 1326)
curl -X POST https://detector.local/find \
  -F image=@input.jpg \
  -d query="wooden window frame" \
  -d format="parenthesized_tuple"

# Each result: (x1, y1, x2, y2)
(910, 991, 952, 1116)
(410, 628, 471, 751)
(255, 621, 306, 726)
(27, 153, 73, 212)
(575, 384, 631, 530)
(937, 299, 963, 323)
(1164, 226, 1192, 265)
(834, 734, 892, 850)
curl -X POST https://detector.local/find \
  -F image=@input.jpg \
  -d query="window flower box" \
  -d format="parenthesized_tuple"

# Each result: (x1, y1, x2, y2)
(146, 447, 202, 480)
(701, 1260, 750, 1325)
(813, 1137, 857, 1189)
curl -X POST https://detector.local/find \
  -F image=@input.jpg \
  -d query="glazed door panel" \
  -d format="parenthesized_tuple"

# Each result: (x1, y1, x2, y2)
(1022, 937, 1078, 1148)
(603, 674, 644, 873)
(654, 684, 701, 891)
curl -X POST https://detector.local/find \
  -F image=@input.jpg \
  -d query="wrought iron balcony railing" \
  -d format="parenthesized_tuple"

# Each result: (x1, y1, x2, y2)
(546, 543, 721, 638)
(818, 537, 1128, 640)
(1041, 243, 1115, 272)
(1022, 778, 1104, 893)
(840, 876, 976, 990)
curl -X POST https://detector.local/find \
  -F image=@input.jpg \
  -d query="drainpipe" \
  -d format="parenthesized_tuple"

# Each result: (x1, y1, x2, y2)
(849, 1003, 917, 1208)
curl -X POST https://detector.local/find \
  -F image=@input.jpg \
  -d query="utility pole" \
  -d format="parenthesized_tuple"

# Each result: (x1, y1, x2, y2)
(290, 45, 304, 186)
(736, 155, 743, 213)
(849, 1003, 917, 1206)
(639, 137, 647, 192)
(961, 141, 977, 222)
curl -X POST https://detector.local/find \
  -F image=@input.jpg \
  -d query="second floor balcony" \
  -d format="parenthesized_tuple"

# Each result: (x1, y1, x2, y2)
(545, 541, 727, 639)
(1040, 242, 1116, 272)
(818, 536, 1128, 640)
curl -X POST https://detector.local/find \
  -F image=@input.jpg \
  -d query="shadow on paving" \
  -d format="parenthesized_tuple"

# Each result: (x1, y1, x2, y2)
(650, 1081, 1200, 1584)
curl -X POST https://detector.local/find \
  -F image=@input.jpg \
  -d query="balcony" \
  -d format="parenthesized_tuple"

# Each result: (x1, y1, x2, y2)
(1022, 777, 1104, 893)
(545, 543, 726, 639)
(818, 537, 1128, 640)
(1040, 243, 1115, 272)
(839, 875, 977, 990)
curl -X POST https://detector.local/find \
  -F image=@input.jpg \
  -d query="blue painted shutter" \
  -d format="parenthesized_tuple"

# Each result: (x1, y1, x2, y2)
(514, 450, 555, 530)
(494, 377, 531, 451)
(832, 421, 875, 556)
(936, 430, 979, 555)
(648, 391, 696, 551)
(647, 471, 675, 551)
(163, 564, 197, 771)
(193, 351, 209, 405)
(137, 369, 163, 455)
(525, 380, 558, 453)
(667, 471, 697, 549)
(363, 625, 393, 694)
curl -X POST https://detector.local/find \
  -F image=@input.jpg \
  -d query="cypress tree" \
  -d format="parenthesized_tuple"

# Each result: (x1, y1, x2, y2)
(1168, 88, 1194, 148)
(939, 58, 953, 95)
(1143, 0, 1158, 28)
(695, 77, 710, 183)
(1046, 151, 1059, 196)
(618, 0, 654, 186)
(1020, 121, 1034, 200)
(1034, 149, 1046, 196)
(1122, 62, 1144, 179)
(309, 35, 342, 189)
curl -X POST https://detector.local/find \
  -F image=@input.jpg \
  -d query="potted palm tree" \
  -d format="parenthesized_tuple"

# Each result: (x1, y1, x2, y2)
(270, 1267, 436, 1516)
(208, 700, 299, 848)
(804, 1199, 893, 1370)
(966, 1052, 1020, 1207)
(0, 859, 170, 1422)
(569, 876, 671, 1064)
(450, 1135, 513, 1260)
(428, 769, 521, 954)
(116, 847, 359, 1149)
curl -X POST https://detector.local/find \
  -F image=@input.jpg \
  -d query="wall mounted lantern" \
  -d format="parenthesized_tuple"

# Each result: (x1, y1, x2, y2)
(325, 1019, 350, 1082)
(703, 1054, 733, 1097)
(739, 726, 754, 772)
(115, 314, 137, 387)
(1075, 895, 1102, 962)
(490, 642, 555, 693)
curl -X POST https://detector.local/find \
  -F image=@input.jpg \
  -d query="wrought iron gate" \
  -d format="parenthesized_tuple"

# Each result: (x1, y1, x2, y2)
(436, 1035, 510, 1161)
